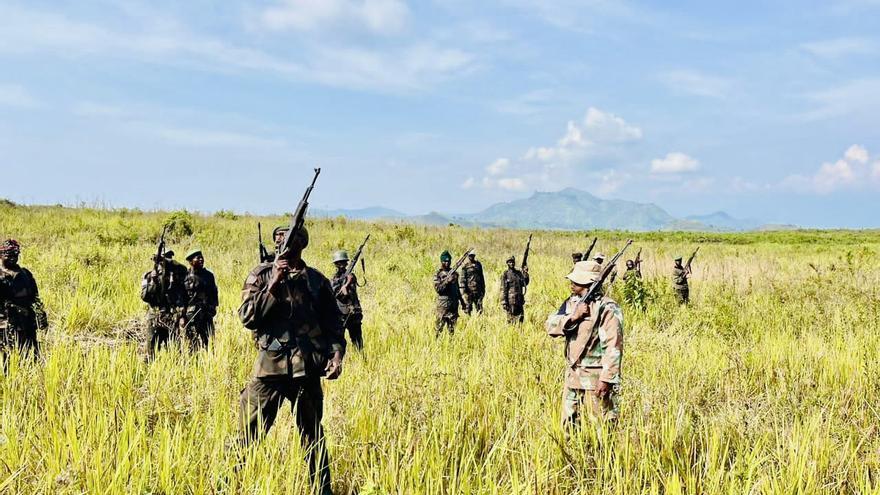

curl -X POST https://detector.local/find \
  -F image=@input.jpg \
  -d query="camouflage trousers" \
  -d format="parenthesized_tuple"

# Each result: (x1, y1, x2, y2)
(675, 288, 690, 304)
(435, 310, 458, 336)
(182, 307, 214, 351)
(145, 307, 184, 360)
(562, 383, 620, 428)
(504, 303, 525, 324)
(239, 375, 332, 495)
(341, 312, 363, 350)
(462, 291, 484, 315)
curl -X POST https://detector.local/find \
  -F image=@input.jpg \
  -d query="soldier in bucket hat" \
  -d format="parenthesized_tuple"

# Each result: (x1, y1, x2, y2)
(546, 260, 624, 427)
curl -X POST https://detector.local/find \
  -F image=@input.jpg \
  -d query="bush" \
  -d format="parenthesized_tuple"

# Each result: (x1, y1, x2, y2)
(214, 210, 239, 221)
(163, 210, 195, 240)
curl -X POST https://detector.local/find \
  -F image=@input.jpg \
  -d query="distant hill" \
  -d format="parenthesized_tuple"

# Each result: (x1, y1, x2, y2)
(460, 188, 677, 231)
(313, 189, 781, 232)
(685, 211, 761, 231)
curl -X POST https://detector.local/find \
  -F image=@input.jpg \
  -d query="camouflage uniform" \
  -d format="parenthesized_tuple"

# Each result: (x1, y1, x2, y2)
(547, 294, 623, 426)
(331, 268, 363, 350)
(182, 266, 218, 350)
(0, 243, 43, 365)
(501, 262, 529, 324)
(673, 264, 689, 304)
(433, 265, 460, 335)
(238, 258, 346, 495)
(140, 259, 188, 359)
(459, 257, 485, 315)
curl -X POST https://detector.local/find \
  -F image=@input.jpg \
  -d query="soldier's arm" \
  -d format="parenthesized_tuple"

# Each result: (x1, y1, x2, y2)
(140, 272, 160, 304)
(598, 305, 623, 384)
(237, 267, 277, 331)
(317, 276, 347, 356)
(433, 272, 448, 293)
(208, 272, 219, 309)
(545, 300, 572, 337)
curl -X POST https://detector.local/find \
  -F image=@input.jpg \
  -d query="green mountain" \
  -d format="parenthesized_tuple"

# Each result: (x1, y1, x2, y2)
(462, 188, 677, 231)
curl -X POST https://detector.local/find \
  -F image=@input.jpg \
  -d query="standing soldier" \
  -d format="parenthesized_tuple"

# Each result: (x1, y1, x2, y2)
(571, 253, 583, 265)
(331, 250, 364, 350)
(433, 250, 461, 336)
(622, 260, 641, 281)
(672, 256, 690, 304)
(182, 249, 218, 350)
(500, 256, 529, 324)
(0, 239, 46, 366)
(237, 226, 345, 495)
(141, 242, 187, 360)
(546, 260, 623, 427)
(459, 251, 485, 315)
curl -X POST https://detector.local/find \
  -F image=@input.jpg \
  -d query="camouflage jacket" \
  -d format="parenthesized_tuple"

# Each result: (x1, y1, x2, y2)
(433, 268, 461, 311)
(141, 260, 188, 310)
(0, 265, 40, 333)
(546, 295, 623, 390)
(238, 261, 345, 378)
(672, 267, 689, 289)
(459, 260, 485, 295)
(184, 267, 218, 318)
(501, 268, 529, 307)
(331, 268, 362, 315)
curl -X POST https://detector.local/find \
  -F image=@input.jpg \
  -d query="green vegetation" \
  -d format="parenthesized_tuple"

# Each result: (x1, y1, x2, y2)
(1, 204, 879, 494)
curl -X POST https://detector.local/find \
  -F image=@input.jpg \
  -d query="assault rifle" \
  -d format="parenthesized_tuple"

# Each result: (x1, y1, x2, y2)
(583, 237, 598, 261)
(442, 248, 474, 285)
(574, 240, 632, 307)
(257, 222, 272, 263)
(154, 225, 169, 297)
(634, 248, 642, 273)
(685, 247, 700, 274)
(522, 234, 533, 295)
(278, 168, 321, 258)
(335, 234, 371, 297)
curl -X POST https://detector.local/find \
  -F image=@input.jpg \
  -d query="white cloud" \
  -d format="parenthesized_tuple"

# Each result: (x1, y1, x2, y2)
(0, 83, 40, 108)
(0, 4, 471, 93)
(487, 158, 510, 175)
(497, 177, 526, 191)
(659, 69, 733, 98)
(783, 145, 879, 193)
(583, 107, 643, 141)
(260, 0, 410, 35)
(801, 37, 877, 58)
(651, 152, 700, 174)
(461, 177, 475, 189)
(844, 144, 869, 164)
(800, 78, 880, 121)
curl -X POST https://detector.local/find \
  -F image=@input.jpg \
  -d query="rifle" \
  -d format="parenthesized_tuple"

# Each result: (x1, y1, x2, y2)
(154, 225, 169, 303)
(685, 246, 700, 274)
(278, 168, 321, 258)
(258, 222, 272, 263)
(336, 234, 371, 297)
(522, 234, 533, 271)
(583, 237, 598, 260)
(442, 248, 474, 285)
(573, 240, 633, 308)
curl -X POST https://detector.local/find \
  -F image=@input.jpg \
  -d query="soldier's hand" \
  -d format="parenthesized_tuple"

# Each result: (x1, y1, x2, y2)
(594, 380, 610, 399)
(325, 351, 343, 380)
(570, 302, 590, 322)
(269, 258, 290, 293)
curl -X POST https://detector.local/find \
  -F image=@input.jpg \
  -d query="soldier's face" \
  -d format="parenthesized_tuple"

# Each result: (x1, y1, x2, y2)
(507, 261, 514, 269)
(626, 261, 634, 269)
(190, 254, 204, 269)
(334, 260, 348, 270)
(570, 281, 589, 296)
(441, 260, 450, 269)
(0, 251, 18, 265)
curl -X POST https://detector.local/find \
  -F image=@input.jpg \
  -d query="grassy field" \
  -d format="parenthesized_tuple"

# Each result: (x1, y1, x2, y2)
(1, 203, 879, 494)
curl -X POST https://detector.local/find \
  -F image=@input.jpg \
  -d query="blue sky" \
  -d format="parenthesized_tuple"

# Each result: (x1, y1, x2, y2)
(1, 0, 879, 227)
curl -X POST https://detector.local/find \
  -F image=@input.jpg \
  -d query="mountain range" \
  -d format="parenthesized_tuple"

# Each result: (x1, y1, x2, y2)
(313, 188, 787, 231)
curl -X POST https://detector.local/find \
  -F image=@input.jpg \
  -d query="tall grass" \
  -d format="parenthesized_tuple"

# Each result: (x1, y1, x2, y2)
(1, 204, 879, 494)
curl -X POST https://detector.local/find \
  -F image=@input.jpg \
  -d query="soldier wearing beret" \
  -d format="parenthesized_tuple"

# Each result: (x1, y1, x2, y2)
(0, 239, 46, 367)
(140, 240, 188, 360)
(433, 250, 461, 336)
(181, 249, 218, 350)
(546, 260, 624, 427)
(501, 255, 529, 324)
(237, 225, 345, 495)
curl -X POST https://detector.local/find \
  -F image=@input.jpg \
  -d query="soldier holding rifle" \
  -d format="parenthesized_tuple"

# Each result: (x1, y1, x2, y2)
(673, 247, 699, 304)
(0, 239, 46, 367)
(433, 249, 471, 336)
(501, 235, 531, 324)
(331, 235, 369, 350)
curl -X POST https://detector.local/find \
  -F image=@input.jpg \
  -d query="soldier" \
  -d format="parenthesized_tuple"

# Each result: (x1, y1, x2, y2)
(330, 250, 364, 350)
(501, 255, 529, 324)
(459, 251, 485, 315)
(181, 249, 218, 350)
(546, 260, 623, 427)
(673, 256, 690, 304)
(622, 260, 641, 281)
(433, 250, 460, 336)
(140, 244, 188, 360)
(237, 226, 345, 495)
(0, 239, 45, 366)
(571, 252, 583, 265)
